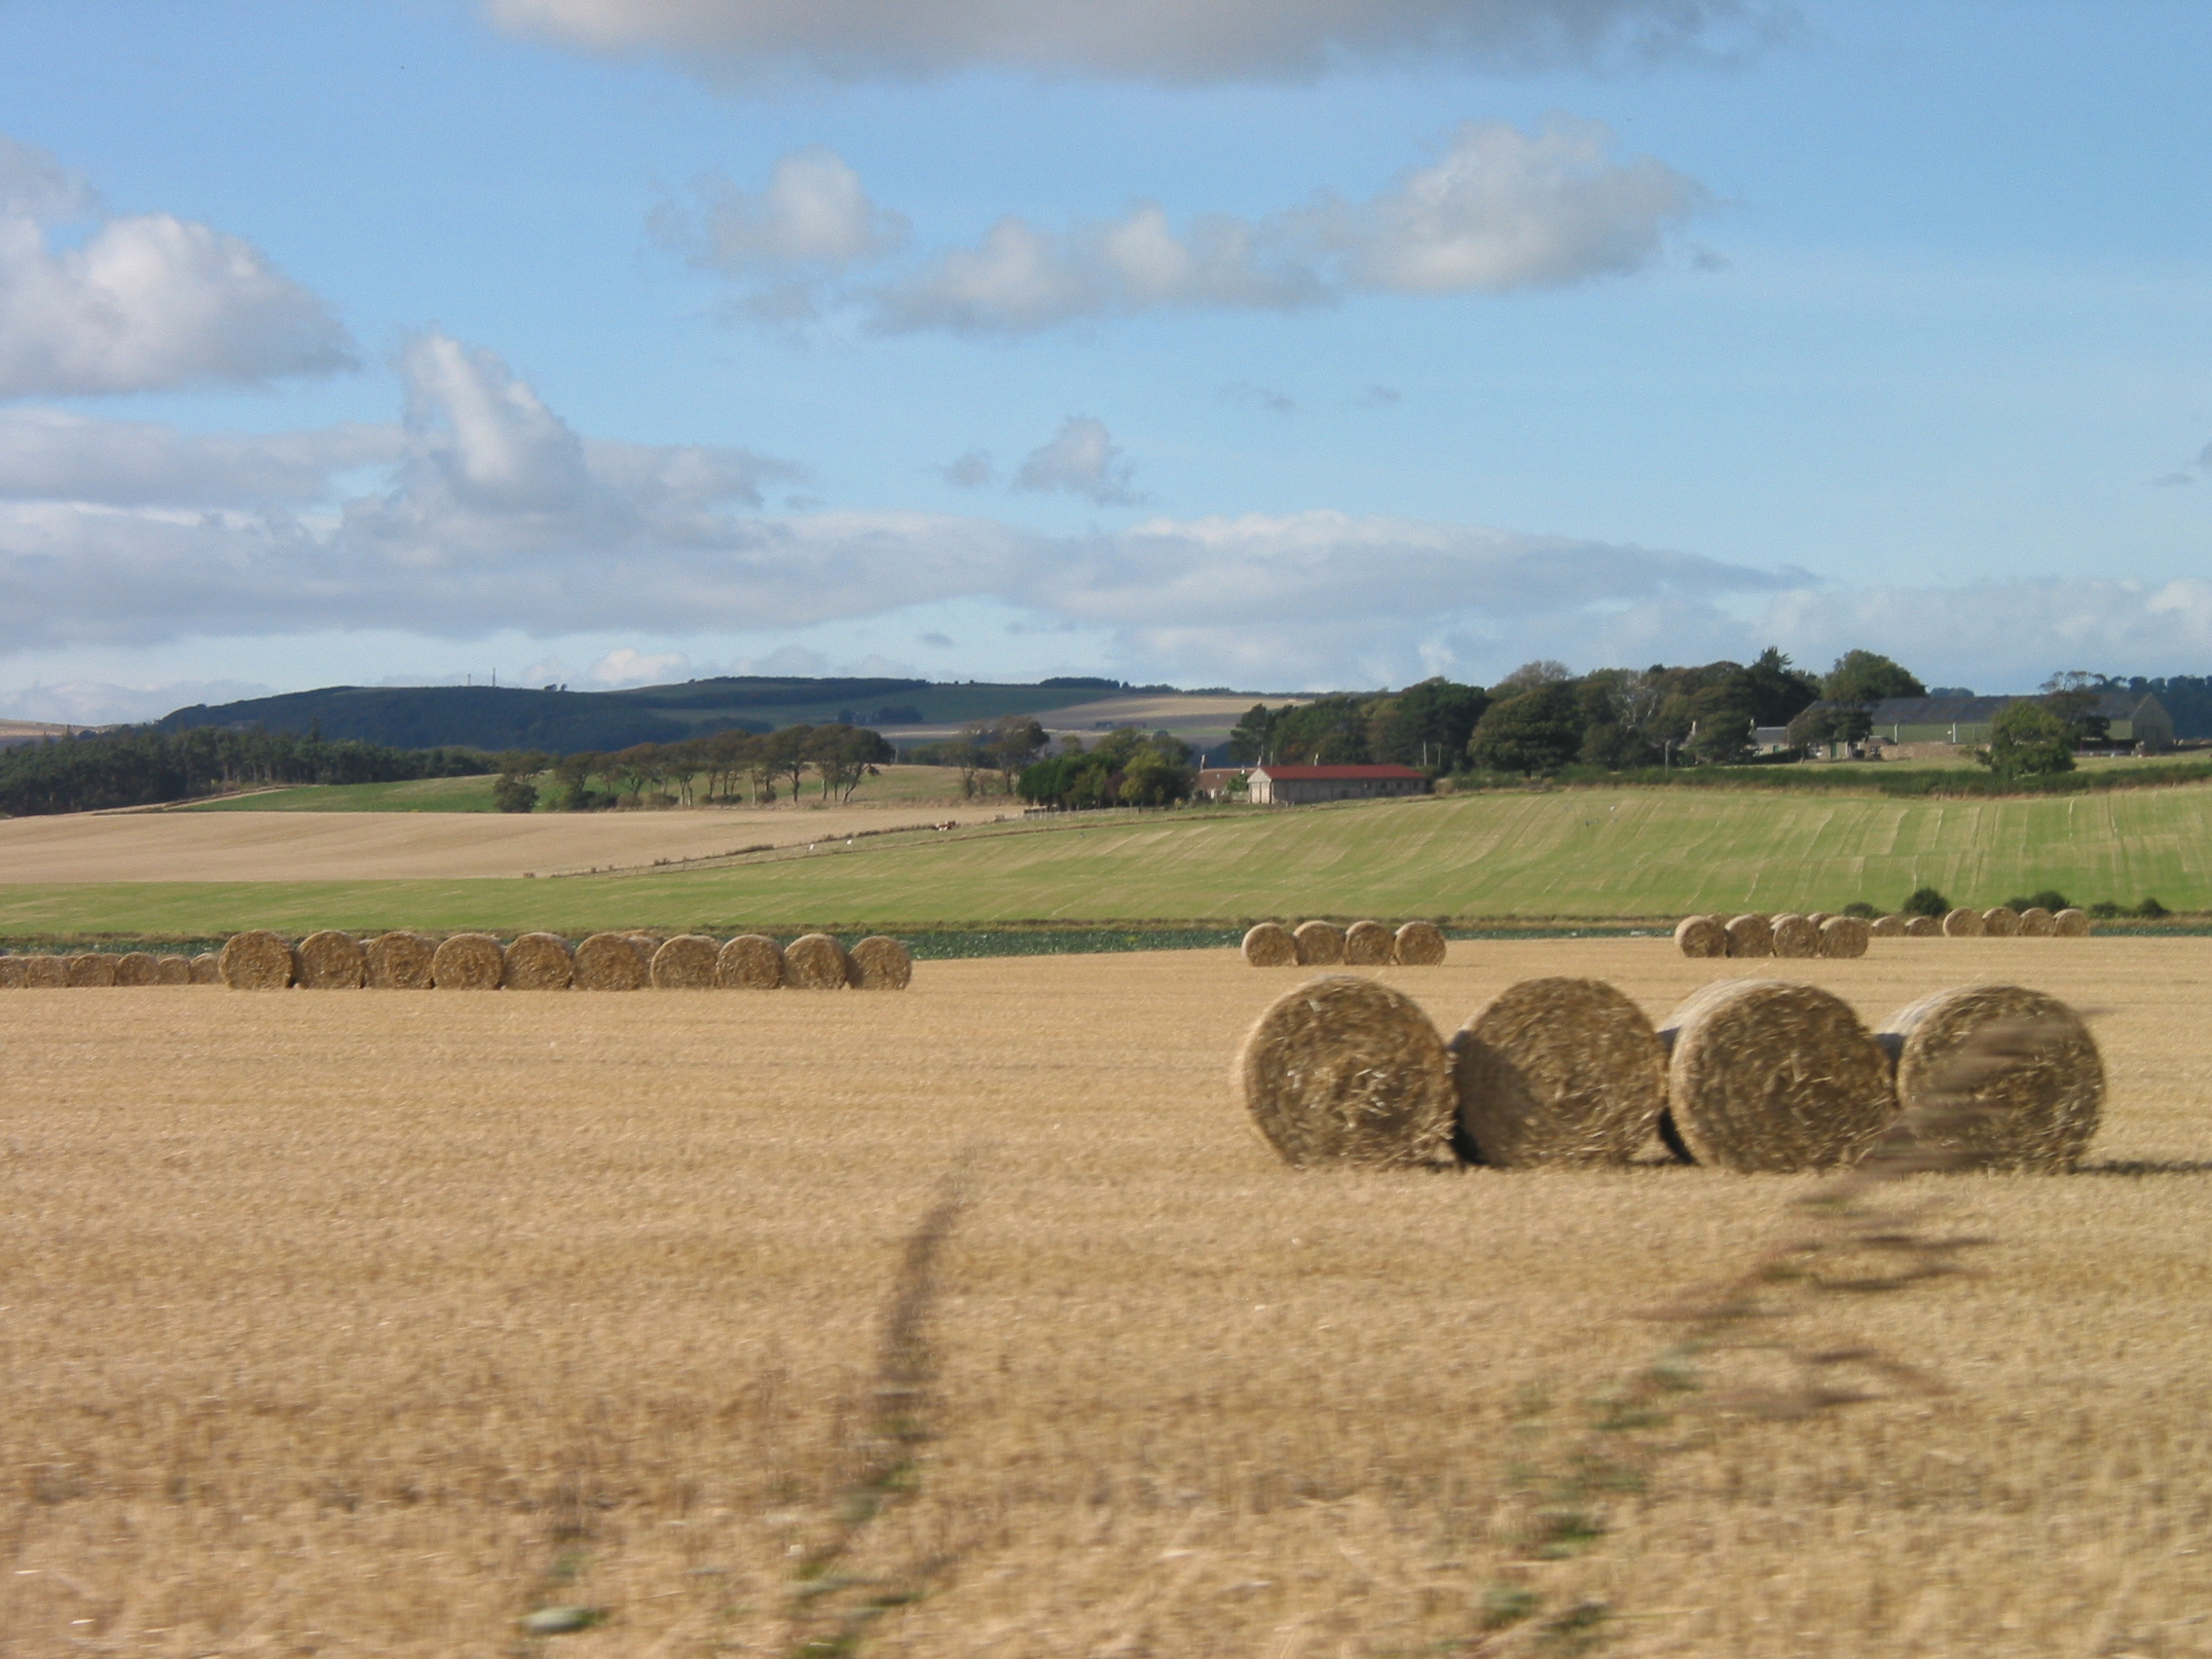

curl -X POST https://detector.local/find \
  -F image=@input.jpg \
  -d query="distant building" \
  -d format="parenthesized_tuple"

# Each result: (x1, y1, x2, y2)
(1192, 767, 1249, 801)
(1862, 692, 2172, 754)
(1248, 763, 1429, 805)
(1751, 725, 1797, 756)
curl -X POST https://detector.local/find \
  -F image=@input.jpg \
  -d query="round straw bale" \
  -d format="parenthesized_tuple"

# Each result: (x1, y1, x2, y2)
(296, 929, 366, 989)
(1807, 911, 1832, 929)
(1658, 979, 1897, 1172)
(717, 934, 785, 989)
(1817, 914, 1870, 959)
(156, 955, 193, 985)
(1870, 913, 1906, 938)
(1343, 920, 1395, 966)
(364, 931, 435, 989)
(221, 930, 297, 990)
(188, 952, 222, 985)
(1393, 920, 1448, 966)
(1241, 922, 1298, 967)
(502, 932, 574, 990)
(784, 932, 851, 990)
(651, 934, 722, 989)
(849, 936, 913, 990)
(573, 932, 649, 990)
(21, 954, 67, 988)
(1723, 913, 1774, 958)
(1450, 977, 1666, 1167)
(1941, 907, 1983, 938)
(1980, 905, 2020, 938)
(113, 951, 162, 986)
(2016, 905, 2055, 937)
(1293, 920, 1346, 966)
(431, 932, 504, 990)
(1903, 914, 1940, 938)
(1236, 976, 1456, 1168)
(1878, 985, 2102, 1171)
(1675, 914, 1727, 958)
(1770, 912, 1820, 958)
(2051, 907, 2090, 937)
(0, 956, 25, 989)
(66, 952, 118, 987)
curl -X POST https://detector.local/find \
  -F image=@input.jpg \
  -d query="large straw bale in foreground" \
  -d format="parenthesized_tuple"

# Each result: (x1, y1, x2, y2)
(1723, 913, 1773, 957)
(1942, 907, 1984, 938)
(296, 930, 366, 990)
(0, 956, 25, 989)
(431, 933, 505, 990)
(1981, 906, 2021, 938)
(1904, 914, 1941, 938)
(1343, 920, 1395, 966)
(1241, 923, 1298, 967)
(1818, 914, 1871, 958)
(1659, 979, 1897, 1172)
(1870, 913, 1907, 938)
(365, 932, 436, 989)
(1770, 913, 1819, 958)
(66, 952, 119, 988)
(113, 951, 162, 986)
(574, 932, 649, 991)
(1675, 914, 1726, 958)
(188, 953, 222, 985)
(2052, 907, 2091, 937)
(156, 955, 194, 985)
(221, 931, 297, 991)
(1392, 920, 1447, 966)
(20, 954, 67, 987)
(502, 933, 574, 990)
(783, 933, 851, 990)
(651, 935, 722, 989)
(1450, 977, 1666, 1167)
(1293, 920, 1346, 966)
(717, 934, 784, 989)
(848, 936, 913, 990)
(2017, 905, 2055, 937)
(1878, 985, 2103, 1171)
(1236, 976, 1456, 1169)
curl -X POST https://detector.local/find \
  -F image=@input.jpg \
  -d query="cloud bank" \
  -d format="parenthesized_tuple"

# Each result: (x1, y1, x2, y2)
(669, 121, 1708, 334)
(490, 0, 1794, 83)
(0, 133, 353, 400)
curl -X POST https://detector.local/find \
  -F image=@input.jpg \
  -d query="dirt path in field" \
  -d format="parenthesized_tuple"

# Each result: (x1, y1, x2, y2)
(0, 801, 1011, 881)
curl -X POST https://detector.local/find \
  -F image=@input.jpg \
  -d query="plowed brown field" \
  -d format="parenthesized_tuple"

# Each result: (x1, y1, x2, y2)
(4, 939, 2209, 1657)
(0, 801, 1002, 883)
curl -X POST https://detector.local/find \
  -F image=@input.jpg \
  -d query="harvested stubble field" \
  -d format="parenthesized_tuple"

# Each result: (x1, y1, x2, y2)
(5, 940, 2212, 1657)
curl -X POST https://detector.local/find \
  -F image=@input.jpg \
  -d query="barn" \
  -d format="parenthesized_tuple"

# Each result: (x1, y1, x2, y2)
(1247, 763, 1429, 805)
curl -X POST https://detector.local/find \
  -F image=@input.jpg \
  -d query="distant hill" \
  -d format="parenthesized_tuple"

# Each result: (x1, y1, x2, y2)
(152, 677, 1161, 755)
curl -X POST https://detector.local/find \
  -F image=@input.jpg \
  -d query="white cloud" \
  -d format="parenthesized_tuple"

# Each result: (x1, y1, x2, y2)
(650, 146, 908, 323)
(834, 119, 1706, 335)
(585, 645, 692, 686)
(0, 677, 276, 726)
(488, 0, 1794, 83)
(0, 409, 398, 507)
(1014, 417, 1141, 504)
(0, 132, 353, 399)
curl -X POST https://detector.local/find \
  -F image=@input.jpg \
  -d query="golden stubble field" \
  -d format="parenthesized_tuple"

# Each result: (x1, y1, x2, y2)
(5, 940, 2212, 1658)
(0, 801, 1003, 884)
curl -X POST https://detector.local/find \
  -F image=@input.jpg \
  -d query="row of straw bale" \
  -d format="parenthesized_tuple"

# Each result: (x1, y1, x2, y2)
(0, 951, 222, 988)
(1676, 904, 2090, 958)
(1241, 918, 1447, 968)
(1238, 973, 2101, 1176)
(2, 931, 913, 991)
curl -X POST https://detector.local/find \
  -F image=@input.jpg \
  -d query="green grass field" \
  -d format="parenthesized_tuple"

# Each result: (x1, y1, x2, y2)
(10, 782, 2208, 940)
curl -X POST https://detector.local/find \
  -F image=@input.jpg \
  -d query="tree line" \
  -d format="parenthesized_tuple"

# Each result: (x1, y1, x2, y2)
(0, 725, 494, 817)
(534, 723, 896, 812)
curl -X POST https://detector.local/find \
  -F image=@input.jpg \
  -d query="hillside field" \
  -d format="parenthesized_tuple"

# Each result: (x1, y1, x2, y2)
(4, 782, 2208, 940)
(179, 763, 978, 814)
(4, 938, 2209, 1656)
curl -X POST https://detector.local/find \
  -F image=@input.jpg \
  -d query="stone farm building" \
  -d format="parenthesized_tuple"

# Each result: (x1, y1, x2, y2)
(1248, 763, 1430, 805)
(1864, 692, 2173, 755)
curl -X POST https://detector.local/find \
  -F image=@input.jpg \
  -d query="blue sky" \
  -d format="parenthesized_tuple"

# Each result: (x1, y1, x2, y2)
(2, 0, 2208, 720)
